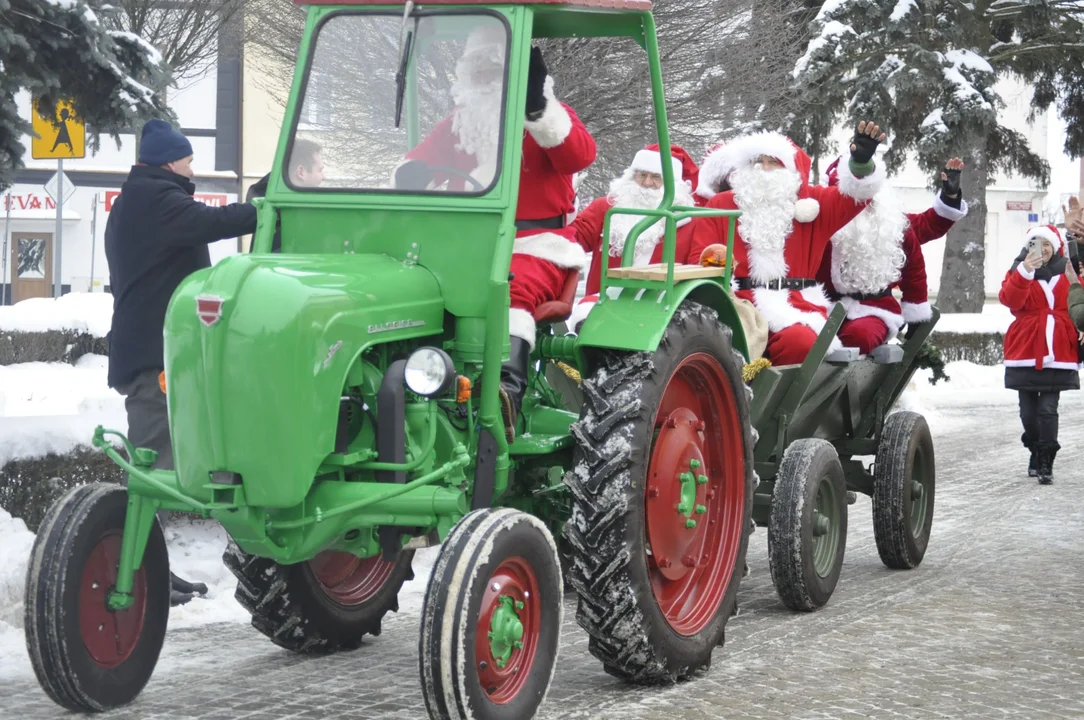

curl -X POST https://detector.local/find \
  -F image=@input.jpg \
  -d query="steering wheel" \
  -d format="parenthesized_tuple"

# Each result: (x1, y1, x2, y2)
(428, 165, 486, 192)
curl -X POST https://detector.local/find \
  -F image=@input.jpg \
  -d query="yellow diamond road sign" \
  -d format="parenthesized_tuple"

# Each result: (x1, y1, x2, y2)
(31, 98, 86, 160)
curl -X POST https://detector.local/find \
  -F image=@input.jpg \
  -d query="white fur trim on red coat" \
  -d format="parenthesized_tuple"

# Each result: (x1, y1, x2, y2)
(568, 295, 596, 331)
(835, 158, 887, 202)
(901, 300, 933, 323)
(524, 77, 572, 149)
(837, 296, 906, 342)
(933, 193, 968, 222)
(509, 308, 537, 349)
(752, 286, 844, 353)
(513, 232, 588, 270)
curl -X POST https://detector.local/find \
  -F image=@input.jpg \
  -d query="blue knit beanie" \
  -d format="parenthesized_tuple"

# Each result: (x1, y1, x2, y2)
(138, 119, 193, 166)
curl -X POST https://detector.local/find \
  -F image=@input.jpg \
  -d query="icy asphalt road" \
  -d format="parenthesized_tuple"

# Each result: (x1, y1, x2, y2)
(3, 392, 1084, 719)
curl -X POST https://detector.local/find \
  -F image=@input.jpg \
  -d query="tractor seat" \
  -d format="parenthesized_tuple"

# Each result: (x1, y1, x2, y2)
(533, 269, 581, 324)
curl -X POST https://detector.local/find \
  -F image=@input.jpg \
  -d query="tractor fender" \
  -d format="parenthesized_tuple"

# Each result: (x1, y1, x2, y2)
(574, 278, 750, 367)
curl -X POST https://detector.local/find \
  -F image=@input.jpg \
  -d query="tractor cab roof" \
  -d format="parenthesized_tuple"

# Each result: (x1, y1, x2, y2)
(295, 0, 652, 8)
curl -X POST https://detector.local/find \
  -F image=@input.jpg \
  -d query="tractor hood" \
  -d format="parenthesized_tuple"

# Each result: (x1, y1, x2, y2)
(163, 253, 444, 508)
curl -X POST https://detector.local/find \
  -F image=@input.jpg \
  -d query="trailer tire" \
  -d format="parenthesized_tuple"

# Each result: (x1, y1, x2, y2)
(565, 300, 754, 684)
(419, 508, 562, 720)
(223, 541, 414, 653)
(768, 438, 847, 612)
(873, 411, 935, 569)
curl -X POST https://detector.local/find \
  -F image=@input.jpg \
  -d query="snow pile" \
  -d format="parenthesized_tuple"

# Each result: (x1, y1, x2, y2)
(941, 49, 994, 111)
(933, 304, 1014, 334)
(164, 520, 249, 630)
(793, 20, 856, 77)
(889, 0, 916, 21)
(0, 508, 37, 680)
(0, 355, 126, 465)
(0, 292, 112, 337)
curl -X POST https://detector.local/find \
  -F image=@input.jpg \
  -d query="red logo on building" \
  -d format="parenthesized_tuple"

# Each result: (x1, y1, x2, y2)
(196, 295, 224, 327)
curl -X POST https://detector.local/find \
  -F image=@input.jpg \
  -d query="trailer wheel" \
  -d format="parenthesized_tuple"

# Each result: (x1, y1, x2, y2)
(565, 300, 754, 683)
(223, 542, 414, 653)
(24, 483, 171, 712)
(419, 508, 562, 720)
(873, 411, 935, 569)
(768, 438, 848, 612)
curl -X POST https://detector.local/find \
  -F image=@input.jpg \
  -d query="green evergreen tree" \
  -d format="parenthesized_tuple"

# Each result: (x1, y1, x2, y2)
(788, 0, 1084, 312)
(1, 0, 171, 189)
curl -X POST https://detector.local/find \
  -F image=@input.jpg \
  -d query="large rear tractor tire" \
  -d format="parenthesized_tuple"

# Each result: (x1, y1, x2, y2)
(873, 411, 935, 569)
(419, 508, 562, 720)
(223, 541, 414, 652)
(768, 438, 848, 612)
(564, 300, 755, 683)
(24, 483, 171, 712)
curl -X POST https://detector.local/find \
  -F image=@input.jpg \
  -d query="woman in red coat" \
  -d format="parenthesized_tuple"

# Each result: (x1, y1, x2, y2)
(999, 225, 1080, 484)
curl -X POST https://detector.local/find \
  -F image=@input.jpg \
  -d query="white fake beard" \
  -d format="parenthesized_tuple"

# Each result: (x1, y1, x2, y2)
(730, 165, 802, 282)
(450, 78, 501, 170)
(606, 173, 696, 265)
(831, 192, 910, 294)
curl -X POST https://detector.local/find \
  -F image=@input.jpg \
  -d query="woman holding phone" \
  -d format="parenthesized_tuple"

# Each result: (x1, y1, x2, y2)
(999, 225, 1080, 484)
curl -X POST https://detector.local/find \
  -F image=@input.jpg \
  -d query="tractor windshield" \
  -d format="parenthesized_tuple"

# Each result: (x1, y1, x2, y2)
(286, 11, 510, 196)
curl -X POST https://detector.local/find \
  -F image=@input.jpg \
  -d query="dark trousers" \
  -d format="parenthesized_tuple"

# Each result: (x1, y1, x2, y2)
(1019, 390, 1060, 448)
(117, 368, 174, 474)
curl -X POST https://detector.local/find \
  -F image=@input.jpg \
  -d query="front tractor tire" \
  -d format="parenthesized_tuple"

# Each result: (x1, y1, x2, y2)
(565, 300, 755, 684)
(767, 438, 848, 612)
(25, 483, 171, 712)
(419, 508, 562, 720)
(223, 541, 415, 653)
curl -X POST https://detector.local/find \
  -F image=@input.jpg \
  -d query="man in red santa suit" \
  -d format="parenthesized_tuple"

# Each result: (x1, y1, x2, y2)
(567, 143, 700, 331)
(816, 156, 969, 354)
(394, 31, 596, 441)
(688, 122, 888, 366)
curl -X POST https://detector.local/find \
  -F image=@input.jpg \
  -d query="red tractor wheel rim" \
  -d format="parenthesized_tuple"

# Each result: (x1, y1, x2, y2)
(474, 556, 542, 704)
(78, 531, 147, 668)
(644, 352, 746, 636)
(309, 551, 396, 605)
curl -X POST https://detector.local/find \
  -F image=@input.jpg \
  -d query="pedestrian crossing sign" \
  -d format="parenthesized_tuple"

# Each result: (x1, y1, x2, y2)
(31, 98, 86, 160)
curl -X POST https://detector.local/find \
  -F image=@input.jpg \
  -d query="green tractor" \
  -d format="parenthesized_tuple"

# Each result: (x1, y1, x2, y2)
(23, 1, 758, 717)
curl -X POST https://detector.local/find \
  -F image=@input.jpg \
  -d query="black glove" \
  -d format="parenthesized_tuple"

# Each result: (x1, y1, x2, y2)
(393, 159, 433, 190)
(525, 46, 548, 118)
(849, 124, 881, 165)
(941, 165, 961, 198)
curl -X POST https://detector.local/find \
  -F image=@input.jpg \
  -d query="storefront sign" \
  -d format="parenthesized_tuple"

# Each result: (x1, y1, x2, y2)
(1006, 200, 1032, 211)
(2, 192, 58, 211)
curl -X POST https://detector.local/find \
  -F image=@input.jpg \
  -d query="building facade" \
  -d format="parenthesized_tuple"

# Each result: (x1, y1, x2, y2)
(1, 36, 245, 304)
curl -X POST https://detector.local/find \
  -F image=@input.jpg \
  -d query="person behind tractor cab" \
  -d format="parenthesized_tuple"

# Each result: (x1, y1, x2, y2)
(814, 156, 969, 355)
(687, 123, 888, 366)
(105, 119, 258, 606)
(566, 144, 699, 331)
(393, 28, 596, 443)
(1000, 226, 1080, 485)
(245, 138, 326, 252)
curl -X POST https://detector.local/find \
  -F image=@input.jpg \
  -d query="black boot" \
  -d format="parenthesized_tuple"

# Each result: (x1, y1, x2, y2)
(170, 572, 208, 607)
(1022, 433, 1038, 477)
(498, 337, 532, 444)
(1036, 444, 1055, 485)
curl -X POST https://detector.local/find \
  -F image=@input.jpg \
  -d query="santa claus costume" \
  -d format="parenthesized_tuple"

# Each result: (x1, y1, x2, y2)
(687, 130, 886, 366)
(816, 157, 969, 354)
(999, 225, 1080, 484)
(567, 144, 700, 330)
(396, 32, 596, 441)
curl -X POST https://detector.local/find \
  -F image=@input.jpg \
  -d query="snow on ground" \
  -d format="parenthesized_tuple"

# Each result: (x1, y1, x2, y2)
(0, 354, 126, 466)
(0, 293, 112, 337)
(932, 303, 1014, 334)
(0, 509, 36, 681)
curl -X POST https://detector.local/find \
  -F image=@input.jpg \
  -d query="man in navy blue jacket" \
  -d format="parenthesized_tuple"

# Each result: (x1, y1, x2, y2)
(105, 119, 257, 606)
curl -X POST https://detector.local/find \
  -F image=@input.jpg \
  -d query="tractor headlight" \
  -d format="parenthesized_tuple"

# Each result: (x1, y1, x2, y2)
(404, 347, 455, 398)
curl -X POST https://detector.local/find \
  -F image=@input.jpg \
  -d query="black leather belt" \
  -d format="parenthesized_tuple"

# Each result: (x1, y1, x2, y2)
(735, 277, 819, 291)
(843, 289, 893, 301)
(515, 214, 565, 231)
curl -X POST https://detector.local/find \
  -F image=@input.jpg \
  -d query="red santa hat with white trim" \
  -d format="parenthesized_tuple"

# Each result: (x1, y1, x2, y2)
(695, 131, 819, 221)
(1025, 224, 1064, 256)
(629, 144, 697, 186)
